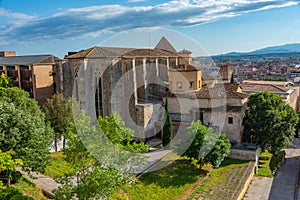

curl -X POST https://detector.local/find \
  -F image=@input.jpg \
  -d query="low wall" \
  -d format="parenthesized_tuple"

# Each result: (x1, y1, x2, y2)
(237, 162, 256, 200)
(228, 147, 259, 173)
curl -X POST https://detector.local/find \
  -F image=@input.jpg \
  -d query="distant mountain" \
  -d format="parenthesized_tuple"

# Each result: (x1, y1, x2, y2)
(221, 43, 300, 56)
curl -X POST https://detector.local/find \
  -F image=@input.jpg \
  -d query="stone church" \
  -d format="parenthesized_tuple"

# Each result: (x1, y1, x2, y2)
(56, 37, 248, 144)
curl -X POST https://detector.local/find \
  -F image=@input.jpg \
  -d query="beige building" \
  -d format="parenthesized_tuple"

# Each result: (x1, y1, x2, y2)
(240, 80, 300, 110)
(0, 51, 56, 105)
(169, 64, 202, 92)
(159, 83, 248, 144)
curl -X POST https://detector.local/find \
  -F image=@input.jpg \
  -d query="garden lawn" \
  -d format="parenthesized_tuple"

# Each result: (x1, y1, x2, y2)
(112, 156, 208, 200)
(14, 176, 47, 200)
(257, 150, 284, 177)
(45, 151, 75, 179)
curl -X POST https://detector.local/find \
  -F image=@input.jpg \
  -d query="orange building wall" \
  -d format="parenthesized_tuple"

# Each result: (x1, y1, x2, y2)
(33, 65, 54, 105)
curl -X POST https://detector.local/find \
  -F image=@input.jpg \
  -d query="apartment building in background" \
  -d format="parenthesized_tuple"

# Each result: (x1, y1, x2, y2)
(0, 51, 57, 105)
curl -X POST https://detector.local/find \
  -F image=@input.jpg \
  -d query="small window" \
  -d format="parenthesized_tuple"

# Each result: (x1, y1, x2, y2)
(177, 81, 182, 89)
(228, 117, 233, 124)
(189, 81, 194, 89)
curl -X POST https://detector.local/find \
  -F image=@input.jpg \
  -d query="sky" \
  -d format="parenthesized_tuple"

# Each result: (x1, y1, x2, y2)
(0, 0, 300, 58)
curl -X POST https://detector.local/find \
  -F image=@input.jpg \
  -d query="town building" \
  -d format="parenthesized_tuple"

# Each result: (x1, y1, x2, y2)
(0, 51, 57, 105)
(241, 80, 300, 110)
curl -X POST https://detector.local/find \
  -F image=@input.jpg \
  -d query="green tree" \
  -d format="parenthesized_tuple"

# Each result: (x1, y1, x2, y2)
(0, 73, 12, 88)
(0, 150, 23, 187)
(98, 113, 149, 153)
(162, 97, 173, 146)
(243, 92, 298, 155)
(0, 87, 54, 172)
(42, 94, 73, 151)
(184, 121, 231, 168)
(56, 112, 147, 199)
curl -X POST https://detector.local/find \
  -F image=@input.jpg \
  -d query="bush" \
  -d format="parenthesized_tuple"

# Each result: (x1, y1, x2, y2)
(0, 187, 22, 199)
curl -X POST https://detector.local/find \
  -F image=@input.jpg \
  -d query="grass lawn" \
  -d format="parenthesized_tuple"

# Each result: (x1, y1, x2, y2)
(189, 158, 249, 199)
(257, 150, 284, 177)
(13, 176, 47, 200)
(112, 155, 208, 200)
(44, 151, 75, 179)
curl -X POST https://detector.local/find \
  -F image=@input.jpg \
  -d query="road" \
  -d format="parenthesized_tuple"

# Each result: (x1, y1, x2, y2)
(244, 138, 300, 200)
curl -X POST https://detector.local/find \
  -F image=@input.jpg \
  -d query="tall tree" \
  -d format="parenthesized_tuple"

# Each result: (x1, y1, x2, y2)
(230, 73, 235, 84)
(243, 92, 298, 155)
(0, 73, 12, 88)
(184, 121, 231, 168)
(162, 97, 173, 146)
(0, 87, 54, 172)
(56, 112, 148, 199)
(43, 94, 73, 151)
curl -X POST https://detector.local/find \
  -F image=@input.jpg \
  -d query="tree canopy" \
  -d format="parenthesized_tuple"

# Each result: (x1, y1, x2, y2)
(184, 121, 231, 168)
(243, 92, 298, 155)
(43, 94, 73, 151)
(0, 87, 54, 172)
(56, 112, 148, 199)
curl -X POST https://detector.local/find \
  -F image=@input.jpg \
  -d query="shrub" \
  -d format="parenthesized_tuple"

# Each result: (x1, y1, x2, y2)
(0, 187, 22, 199)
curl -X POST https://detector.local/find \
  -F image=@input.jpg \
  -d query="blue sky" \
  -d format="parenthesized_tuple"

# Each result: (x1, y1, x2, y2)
(0, 0, 299, 58)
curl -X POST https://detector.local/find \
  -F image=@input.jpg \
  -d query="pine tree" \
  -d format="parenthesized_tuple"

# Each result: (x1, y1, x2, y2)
(162, 97, 173, 146)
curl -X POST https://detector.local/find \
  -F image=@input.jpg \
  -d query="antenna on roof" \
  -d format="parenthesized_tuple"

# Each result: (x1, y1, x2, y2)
(149, 31, 151, 56)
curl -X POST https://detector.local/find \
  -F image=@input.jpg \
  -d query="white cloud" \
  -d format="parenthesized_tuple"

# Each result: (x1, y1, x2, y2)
(0, 0, 299, 43)
(0, 8, 35, 20)
(128, 0, 147, 2)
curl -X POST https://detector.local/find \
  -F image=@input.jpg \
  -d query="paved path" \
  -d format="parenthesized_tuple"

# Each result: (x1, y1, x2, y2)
(18, 168, 60, 198)
(244, 138, 300, 200)
(17, 148, 171, 198)
(243, 176, 273, 200)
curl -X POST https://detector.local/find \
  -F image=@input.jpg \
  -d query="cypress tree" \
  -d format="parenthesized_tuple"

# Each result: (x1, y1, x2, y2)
(162, 97, 173, 146)
(230, 73, 235, 84)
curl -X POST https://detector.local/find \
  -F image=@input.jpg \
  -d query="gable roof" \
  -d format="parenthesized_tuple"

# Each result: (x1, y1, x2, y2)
(0, 55, 56, 65)
(166, 83, 249, 99)
(65, 46, 135, 59)
(154, 36, 177, 54)
(169, 64, 200, 72)
(240, 83, 291, 94)
(178, 49, 192, 54)
(122, 48, 177, 57)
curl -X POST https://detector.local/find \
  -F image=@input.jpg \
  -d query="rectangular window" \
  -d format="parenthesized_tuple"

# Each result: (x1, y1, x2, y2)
(177, 81, 182, 89)
(228, 117, 233, 124)
(189, 81, 194, 89)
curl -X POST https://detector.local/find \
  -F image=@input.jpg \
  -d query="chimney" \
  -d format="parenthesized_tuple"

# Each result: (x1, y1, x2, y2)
(0, 51, 16, 57)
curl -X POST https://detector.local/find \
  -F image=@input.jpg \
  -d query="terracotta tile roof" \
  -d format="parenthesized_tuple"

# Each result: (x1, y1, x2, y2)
(169, 64, 200, 71)
(202, 72, 216, 81)
(122, 48, 177, 57)
(64, 46, 178, 59)
(178, 49, 192, 54)
(166, 83, 248, 99)
(65, 46, 135, 59)
(240, 83, 289, 93)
